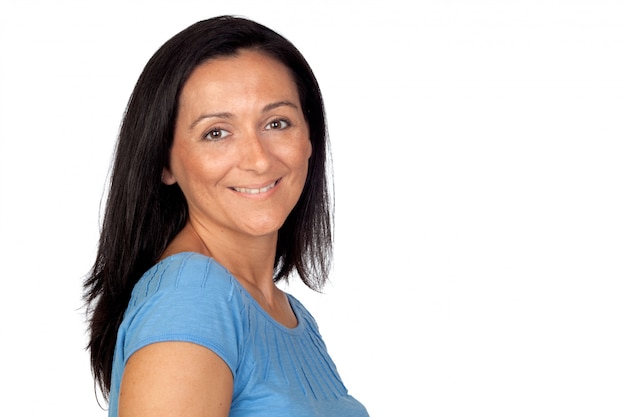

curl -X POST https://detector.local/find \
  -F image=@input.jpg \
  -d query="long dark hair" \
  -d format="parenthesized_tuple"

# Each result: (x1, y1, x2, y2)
(83, 15, 333, 399)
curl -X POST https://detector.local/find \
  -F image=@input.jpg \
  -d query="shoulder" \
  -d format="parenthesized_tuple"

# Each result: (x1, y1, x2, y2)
(129, 252, 236, 307)
(124, 252, 246, 333)
(118, 252, 246, 369)
(116, 254, 237, 414)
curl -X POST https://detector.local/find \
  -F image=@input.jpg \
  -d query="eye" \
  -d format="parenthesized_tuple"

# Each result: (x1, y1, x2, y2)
(265, 119, 290, 130)
(203, 128, 231, 141)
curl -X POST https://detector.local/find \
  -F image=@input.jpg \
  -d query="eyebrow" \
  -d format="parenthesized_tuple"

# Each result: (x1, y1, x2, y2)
(188, 100, 300, 130)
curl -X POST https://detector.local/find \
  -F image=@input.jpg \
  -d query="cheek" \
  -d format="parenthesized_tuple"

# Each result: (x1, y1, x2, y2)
(302, 141, 313, 177)
(291, 141, 313, 175)
(273, 133, 312, 170)
(168, 147, 206, 189)
(297, 134, 313, 163)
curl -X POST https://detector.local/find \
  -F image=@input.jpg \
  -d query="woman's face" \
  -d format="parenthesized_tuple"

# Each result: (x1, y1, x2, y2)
(163, 50, 311, 240)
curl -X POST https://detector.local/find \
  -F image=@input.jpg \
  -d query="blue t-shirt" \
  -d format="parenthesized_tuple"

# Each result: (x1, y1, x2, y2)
(109, 252, 368, 416)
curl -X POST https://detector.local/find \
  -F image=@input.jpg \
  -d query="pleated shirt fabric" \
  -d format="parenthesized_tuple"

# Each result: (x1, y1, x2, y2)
(108, 252, 368, 416)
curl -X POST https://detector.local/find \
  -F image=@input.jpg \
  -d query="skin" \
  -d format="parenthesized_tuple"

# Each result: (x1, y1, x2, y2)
(118, 49, 312, 417)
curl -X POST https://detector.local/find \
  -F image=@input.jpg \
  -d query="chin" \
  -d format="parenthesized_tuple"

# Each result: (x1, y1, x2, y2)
(240, 217, 287, 237)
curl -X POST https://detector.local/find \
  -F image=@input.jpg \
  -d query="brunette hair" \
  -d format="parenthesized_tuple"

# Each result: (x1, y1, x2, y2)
(83, 15, 332, 398)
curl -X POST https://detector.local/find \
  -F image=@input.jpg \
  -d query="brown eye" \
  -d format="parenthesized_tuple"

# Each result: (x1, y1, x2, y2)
(203, 128, 231, 141)
(265, 119, 290, 130)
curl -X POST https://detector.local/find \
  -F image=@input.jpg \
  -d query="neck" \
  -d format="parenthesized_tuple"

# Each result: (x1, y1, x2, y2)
(165, 219, 281, 301)
(162, 219, 297, 327)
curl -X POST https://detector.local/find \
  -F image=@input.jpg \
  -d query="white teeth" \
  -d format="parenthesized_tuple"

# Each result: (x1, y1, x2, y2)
(233, 181, 278, 194)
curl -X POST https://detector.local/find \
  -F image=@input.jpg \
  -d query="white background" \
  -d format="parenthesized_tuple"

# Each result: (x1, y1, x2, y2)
(1, 0, 625, 416)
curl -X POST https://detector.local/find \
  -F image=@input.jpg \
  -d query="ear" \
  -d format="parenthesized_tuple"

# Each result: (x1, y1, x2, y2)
(161, 167, 177, 185)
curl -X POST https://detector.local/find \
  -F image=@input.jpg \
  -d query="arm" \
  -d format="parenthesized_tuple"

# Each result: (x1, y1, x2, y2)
(118, 341, 233, 417)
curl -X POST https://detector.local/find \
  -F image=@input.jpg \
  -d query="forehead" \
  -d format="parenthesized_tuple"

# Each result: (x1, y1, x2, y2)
(180, 50, 299, 103)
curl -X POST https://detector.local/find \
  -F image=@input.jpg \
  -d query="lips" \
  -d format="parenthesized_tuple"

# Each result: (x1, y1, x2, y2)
(231, 179, 280, 194)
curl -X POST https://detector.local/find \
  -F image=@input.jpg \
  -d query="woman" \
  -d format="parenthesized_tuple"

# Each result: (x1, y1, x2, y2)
(84, 15, 369, 416)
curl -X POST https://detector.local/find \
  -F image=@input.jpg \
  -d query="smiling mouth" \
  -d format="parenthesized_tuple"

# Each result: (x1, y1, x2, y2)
(231, 179, 280, 194)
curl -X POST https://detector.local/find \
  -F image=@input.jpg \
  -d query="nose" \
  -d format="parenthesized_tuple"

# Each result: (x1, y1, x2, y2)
(238, 130, 272, 173)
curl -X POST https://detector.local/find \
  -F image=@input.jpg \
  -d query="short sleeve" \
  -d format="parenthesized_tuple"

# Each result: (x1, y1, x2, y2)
(117, 253, 245, 375)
